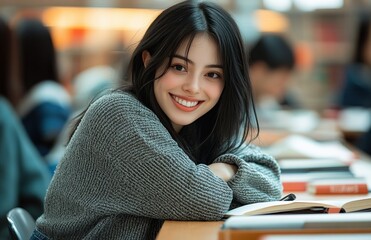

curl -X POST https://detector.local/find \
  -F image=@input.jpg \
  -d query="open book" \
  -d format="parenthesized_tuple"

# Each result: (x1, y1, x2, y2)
(225, 197, 371, 217)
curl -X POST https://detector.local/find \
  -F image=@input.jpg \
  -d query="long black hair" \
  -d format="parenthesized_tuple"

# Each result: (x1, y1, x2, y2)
(73, 0, 258, 164)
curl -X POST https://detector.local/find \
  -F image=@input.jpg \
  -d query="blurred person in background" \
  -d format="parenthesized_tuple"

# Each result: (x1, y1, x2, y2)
(338, 14, 371, 109)
(0, 17, 12, 102)
(337, 14, 371, 153)
(248, 34, 297, 111)
(15, 18, 71, 157)
(0, 16, 22, 107)
(247, 34, 299, 130)
(70, 66, 119, 115)
(0, 97, 51, 239)
(1, 17, 50, 239)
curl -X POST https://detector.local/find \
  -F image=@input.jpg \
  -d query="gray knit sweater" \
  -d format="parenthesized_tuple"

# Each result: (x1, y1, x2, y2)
(36, 91, 282, 239)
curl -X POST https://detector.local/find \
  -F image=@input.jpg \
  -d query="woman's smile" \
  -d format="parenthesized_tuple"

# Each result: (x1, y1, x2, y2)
(170, 94, 203, 112)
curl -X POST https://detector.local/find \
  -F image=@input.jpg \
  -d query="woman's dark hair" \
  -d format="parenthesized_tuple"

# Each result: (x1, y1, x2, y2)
(248, 34, 295, 70)
(354, 14, 371, 64)
(16, 18, 58, 92)
(73, 0, 258, 164)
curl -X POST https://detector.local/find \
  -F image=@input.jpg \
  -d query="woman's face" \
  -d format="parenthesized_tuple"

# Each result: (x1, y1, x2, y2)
(152, 33, 225, 133)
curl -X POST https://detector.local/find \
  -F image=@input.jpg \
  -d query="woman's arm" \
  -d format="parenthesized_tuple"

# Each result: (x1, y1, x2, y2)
(213, 144, 283, 205)
(208, 162, 237, 181)
(60, 93, 233, 221)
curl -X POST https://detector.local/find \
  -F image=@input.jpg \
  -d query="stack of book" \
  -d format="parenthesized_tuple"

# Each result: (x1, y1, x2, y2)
(258, 134, 371, 194)
(278, 158, 369, 195)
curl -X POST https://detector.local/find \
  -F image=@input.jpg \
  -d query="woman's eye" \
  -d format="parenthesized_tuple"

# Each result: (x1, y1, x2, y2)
(172, 64, 186, 72)
(207, 72, 222, 79)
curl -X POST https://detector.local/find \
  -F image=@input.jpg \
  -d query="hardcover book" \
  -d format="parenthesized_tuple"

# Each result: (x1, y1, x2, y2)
(307, 178, 369, 195)
(281, 171, 355, 192)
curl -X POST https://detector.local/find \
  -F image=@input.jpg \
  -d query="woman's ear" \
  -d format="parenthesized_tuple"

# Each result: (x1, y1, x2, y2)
(142, 50, 151, 68)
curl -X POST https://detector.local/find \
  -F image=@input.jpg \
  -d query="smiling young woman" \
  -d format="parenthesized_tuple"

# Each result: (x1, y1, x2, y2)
(148, 33, 224, 133)
(30, 1, 282, 240)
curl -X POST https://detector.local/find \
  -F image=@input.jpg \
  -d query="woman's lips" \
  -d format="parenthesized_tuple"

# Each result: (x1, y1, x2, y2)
(170, 94, 203, 112)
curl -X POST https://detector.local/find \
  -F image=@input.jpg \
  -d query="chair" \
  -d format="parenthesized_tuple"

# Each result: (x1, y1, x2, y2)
(7, 208, 36, 240)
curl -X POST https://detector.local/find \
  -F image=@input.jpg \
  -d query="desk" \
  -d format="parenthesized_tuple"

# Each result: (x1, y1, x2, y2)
(156, 221, 223, 240)
(157, 196, 371, 240)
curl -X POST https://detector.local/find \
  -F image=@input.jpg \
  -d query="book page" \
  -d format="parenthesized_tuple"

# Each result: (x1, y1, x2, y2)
(225, 197, 371, 217)
(225, 200, 339, 217)
(342, 197, 371, 212)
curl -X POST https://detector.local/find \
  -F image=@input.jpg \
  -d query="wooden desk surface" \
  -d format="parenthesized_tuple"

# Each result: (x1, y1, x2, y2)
(156, 221, 223, 240)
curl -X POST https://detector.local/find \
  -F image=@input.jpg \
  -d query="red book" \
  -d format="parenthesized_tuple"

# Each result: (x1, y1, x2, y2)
(282, 181, 307, 192)
(281, 171, 354, 192)
(308, 178, 369, 195)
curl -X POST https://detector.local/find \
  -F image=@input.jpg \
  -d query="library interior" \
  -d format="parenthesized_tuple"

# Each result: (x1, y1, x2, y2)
(1, 0, 371, 239)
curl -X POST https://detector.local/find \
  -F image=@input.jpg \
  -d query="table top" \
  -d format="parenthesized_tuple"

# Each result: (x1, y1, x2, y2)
(156, 194, 371, 240)
(156, 220, 223, 240)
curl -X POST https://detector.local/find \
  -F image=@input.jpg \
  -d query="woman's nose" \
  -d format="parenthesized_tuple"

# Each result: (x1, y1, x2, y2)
(182, 74, 200, 94)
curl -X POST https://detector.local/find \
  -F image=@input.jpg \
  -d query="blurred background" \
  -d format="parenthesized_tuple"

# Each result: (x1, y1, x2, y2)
(1, 2, 371, 238)
(1, 0, 370, 111)
(1, 0, 371, 142)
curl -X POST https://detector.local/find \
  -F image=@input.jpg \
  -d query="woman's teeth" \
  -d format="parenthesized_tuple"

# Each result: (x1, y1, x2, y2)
(173, 96, 198, 107)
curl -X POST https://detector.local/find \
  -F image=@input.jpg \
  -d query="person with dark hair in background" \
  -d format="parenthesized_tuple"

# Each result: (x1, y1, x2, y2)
(0, 97, 51, 239)
(248, 34, 297, 110)
(247, 34, 299, 130)
(0, 16, 23, 107)
(15, 18, 71, 157)
(0, 17, 50, 239)
(30, 1, 282, 239)
(338, 14, 371, 108)
(337, 14, 371, 155)
(16, 18, 58, 93)
(0, 17, 11, 101)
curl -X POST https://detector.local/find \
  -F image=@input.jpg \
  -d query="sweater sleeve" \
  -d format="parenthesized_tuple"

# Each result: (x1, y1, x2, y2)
(213, 144, 283, 205)
(62, 93, 233, 221)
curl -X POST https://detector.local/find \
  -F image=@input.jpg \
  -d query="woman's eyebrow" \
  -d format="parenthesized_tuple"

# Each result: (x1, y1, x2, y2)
(172, 54, 223, 69)
(173, 54, 192, 64)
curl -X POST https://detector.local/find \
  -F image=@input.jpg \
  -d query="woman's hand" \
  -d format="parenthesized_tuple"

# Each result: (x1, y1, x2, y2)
(208, 162, 237, 182)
